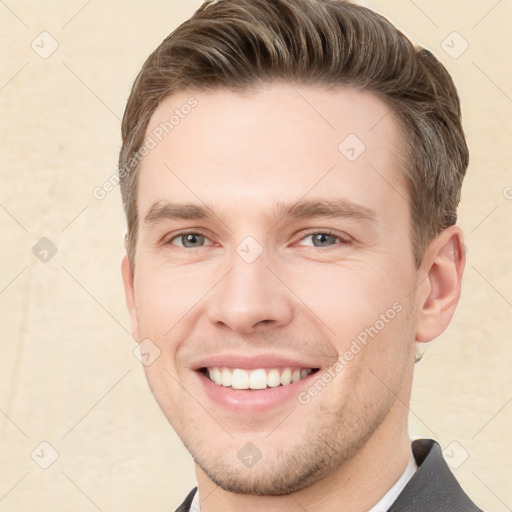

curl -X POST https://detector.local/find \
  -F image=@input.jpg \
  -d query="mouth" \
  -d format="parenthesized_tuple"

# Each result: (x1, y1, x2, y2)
(192, 353, 325, 412)
(199, 366, 320, 390)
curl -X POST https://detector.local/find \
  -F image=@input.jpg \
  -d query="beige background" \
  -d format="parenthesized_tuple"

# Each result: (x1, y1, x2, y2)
(1, 0, 511, 510)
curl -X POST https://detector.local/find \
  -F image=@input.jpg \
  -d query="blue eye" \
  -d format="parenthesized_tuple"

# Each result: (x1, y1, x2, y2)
(171, 233, 211, 248)
(298, 232, 345, 247)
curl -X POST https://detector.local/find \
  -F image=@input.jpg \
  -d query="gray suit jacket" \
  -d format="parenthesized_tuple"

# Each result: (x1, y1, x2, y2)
(174, 439, 483, 511)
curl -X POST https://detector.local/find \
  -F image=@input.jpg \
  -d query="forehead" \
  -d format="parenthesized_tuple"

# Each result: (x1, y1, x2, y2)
(137, 84, 407, 224)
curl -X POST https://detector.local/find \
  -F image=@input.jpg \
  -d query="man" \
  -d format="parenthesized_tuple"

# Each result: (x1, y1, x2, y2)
(119, 0, 483, 510)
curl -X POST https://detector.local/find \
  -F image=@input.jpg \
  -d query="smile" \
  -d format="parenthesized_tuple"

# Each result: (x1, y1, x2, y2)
(202, 367, 319, 389)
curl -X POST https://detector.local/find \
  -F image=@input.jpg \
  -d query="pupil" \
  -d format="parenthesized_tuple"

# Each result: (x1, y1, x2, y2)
(185, 234, 202, 247)
(314, 234, 332, 246)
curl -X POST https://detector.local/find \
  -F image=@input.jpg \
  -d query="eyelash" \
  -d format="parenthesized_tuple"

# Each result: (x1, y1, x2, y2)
(164, 229, 351, 248)
(297, 229, 351, 247)
(164, 230, 214, 248)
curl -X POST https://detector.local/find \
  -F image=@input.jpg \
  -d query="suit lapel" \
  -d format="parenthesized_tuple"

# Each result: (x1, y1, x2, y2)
(174, 487, 197, 512)
(387, 439, 482, 512)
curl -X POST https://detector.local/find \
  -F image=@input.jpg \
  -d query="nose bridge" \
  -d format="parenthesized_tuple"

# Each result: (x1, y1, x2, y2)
(208, 243, 293, 333)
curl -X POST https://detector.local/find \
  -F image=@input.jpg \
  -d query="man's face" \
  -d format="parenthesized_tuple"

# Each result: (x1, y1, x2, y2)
(123, 85, 421, 494)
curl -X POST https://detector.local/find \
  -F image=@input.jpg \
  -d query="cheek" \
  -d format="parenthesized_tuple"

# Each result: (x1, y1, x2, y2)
(134, 269, 188, 413)
(323, 301, 415, 418)
(287, 261, 410, 341)
(133, 263, 206, 338)
(291, 262, 416, 398)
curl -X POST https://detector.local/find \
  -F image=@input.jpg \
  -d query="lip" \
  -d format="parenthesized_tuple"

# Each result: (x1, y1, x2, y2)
(191, 352, 323, 372)
(195, 368, 319, 413)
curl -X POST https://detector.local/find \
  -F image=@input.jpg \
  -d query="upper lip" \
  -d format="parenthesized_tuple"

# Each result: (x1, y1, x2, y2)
(191, 352, 323, 371)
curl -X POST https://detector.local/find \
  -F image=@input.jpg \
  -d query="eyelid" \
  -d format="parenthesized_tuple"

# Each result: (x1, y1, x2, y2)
(293, 229, 352, 246)
(163, 229, 215, 247)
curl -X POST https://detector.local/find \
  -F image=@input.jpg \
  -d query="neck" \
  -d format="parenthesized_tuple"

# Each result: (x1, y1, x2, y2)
(194, 398, 412, 512)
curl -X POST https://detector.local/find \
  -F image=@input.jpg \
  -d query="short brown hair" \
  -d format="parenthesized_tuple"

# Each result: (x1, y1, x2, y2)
(119, 0, 469, 268)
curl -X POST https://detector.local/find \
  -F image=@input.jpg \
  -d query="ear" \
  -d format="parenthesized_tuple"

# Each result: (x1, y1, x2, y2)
(415, 225, 466, 343)
(121, 254, 140, 341)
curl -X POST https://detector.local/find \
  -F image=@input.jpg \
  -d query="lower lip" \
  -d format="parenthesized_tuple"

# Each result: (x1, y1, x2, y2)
(196, 371, 317, 413)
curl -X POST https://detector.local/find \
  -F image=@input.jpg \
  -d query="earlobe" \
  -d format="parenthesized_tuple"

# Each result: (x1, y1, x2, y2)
(415, 226, 466, 343)
(121, 255, 140, 341)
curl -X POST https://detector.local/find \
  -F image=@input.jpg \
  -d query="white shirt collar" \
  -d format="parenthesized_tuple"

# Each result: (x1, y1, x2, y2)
(190, 454, 417, 512)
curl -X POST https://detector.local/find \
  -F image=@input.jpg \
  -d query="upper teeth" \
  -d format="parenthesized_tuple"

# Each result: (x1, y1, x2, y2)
(207, 367, 313, 389)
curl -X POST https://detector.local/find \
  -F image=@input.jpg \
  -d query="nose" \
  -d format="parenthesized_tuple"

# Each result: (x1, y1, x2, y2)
(207, 249, 294, 335)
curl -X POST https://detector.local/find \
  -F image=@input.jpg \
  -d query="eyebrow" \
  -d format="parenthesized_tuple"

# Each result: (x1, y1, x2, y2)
(273, 198, 377, 224)
(143, 198, 377, 227)
(144, 202, 210, 225)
